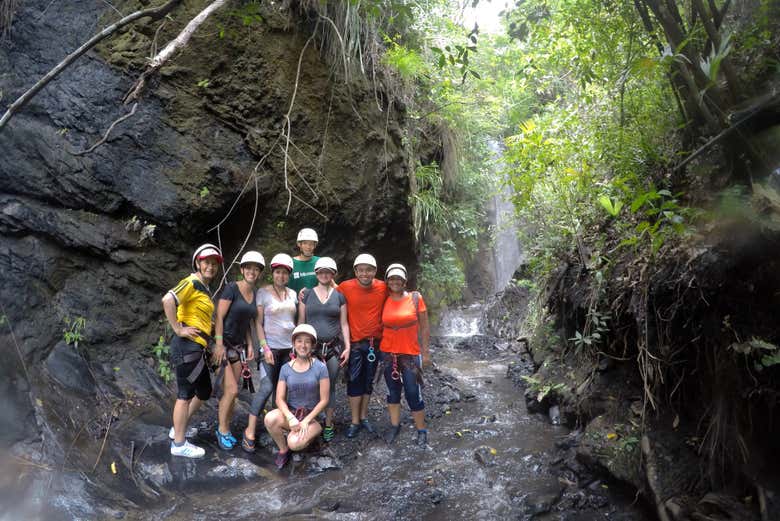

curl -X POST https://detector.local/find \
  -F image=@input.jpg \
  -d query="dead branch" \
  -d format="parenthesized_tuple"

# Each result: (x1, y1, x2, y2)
(0, 0, 182, 132)
(92, 408, 117, 472)
(124, 0, 228, 104)
(71, 102, 138, 156)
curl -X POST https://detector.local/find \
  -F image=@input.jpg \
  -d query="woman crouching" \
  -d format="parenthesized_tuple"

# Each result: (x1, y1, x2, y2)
(264, 324, 330, 469)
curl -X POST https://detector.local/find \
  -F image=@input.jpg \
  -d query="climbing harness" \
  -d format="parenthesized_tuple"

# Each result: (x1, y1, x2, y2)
(390, 354, 401, 381)
(315, 338, 343, 362)
(239, 348, 255, 393)
(375, 353, 425, 387)
(178, 323, 216, 383)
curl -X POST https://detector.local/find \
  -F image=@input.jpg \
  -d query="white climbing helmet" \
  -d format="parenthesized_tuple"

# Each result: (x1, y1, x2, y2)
(385, 263, 407, 281)
(269, 253, 294, 272)
(192, 243, 223, 271)
(314, 256, 338, 273)
(291, 323, 317, 343)
(353, 253, 377, 269)
(297, 228, 318, 242)
(239, 251, 265, 268)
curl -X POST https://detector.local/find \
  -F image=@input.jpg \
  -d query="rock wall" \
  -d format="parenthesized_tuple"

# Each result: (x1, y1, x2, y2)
(0, 0, 417, 512)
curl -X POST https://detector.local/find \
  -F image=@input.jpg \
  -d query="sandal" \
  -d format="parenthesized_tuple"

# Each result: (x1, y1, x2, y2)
(241, 434, 256, 453)
(274, 450, 290, 469)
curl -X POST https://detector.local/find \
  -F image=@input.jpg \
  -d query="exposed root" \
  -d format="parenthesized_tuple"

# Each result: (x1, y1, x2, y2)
(71, 102, 138, 156)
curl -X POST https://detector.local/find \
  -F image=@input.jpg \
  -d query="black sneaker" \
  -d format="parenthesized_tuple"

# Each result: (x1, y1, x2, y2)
(415, 429, 428, 446)
(360, 418, 375, 434)
(385, 424, 402, 444)
(345, 423, 362, 438)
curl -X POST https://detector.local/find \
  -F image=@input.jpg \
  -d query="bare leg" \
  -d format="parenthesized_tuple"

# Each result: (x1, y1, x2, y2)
(359, 394, 371, 420)
(225, 362, 242, 424)
(388, 403, 401, 426)
(264, 409, 289, 452)
(349, 396, 362, 425)
(288, 420, 322, 451)
(218, 362, 240, 434)
(172, 398, 192, 443)
(412, 409, 426, 430)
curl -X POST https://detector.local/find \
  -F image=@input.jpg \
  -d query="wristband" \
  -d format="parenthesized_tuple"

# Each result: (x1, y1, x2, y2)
(214, 335, 223, 340)
(260, 339, 268, 347)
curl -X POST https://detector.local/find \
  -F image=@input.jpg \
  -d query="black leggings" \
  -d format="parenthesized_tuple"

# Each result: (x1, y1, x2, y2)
(249, 348, 292, 416)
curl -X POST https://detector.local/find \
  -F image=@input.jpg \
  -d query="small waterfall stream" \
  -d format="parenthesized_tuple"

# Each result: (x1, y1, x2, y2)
(486, 139, 525, 293)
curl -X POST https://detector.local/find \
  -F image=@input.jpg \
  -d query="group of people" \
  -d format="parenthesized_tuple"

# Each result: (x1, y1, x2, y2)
(162, 228, 431, 468)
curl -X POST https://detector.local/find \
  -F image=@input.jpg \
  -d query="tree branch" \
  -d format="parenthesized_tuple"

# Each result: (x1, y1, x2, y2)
(0, 0, 182, 133)
(124, 0, 229, 104)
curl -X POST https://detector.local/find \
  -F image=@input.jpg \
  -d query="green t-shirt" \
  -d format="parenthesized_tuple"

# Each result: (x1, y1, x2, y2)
(289, 256, 319, 293)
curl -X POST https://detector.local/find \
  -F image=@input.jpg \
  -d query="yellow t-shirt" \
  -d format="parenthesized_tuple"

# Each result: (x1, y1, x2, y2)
(169, 274, 214, 348)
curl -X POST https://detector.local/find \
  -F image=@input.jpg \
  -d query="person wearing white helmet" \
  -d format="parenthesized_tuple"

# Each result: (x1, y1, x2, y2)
(378, 263, 431, 446)
(162, 243, 223, 458)
(336, 253, 388, 438)
(264, 324, 330, 469)
(212, 251, 265, 451)
(298, 256, 351, 442)
(242, 253, 298, 452)
(288, 227, 320, 294)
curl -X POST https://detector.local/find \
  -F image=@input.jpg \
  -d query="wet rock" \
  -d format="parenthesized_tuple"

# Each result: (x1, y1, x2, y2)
(452, 334, 498, 352)
(520, 488, 563, 517)
(137, 462, 173, 488)
(429, 488, 444, 504)
(474, 445, 498, 466)
(207, 458, 267, 479)
(309, 456, 341, 472)
(548, 405, 561, 425)
(44, 341, 96, 395)
(317, 499, 340, 512)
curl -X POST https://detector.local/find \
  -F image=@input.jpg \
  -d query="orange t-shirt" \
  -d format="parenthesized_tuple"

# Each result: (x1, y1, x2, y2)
(381, 292, 427, 355)
(337, 278, 388, 342)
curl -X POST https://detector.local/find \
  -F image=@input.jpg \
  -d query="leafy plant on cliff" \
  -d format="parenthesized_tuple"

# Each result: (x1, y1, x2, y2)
(63, 316, 87, 348)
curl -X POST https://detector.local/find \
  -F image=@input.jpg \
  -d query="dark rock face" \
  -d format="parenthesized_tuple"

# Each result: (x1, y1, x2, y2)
(0, 0, 417, 512)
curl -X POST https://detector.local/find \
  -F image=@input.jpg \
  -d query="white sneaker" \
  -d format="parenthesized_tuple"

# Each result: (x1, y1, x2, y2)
(170, 440, 205, 458)
(168, 426, 198, 440)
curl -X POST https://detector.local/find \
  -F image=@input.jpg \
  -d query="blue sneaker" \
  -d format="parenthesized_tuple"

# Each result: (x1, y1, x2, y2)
(216, 429, 235, 450)
(345, 423, 362, 438)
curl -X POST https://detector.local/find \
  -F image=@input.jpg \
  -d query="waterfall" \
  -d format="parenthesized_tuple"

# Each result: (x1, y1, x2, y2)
(487, 140, 524, 293)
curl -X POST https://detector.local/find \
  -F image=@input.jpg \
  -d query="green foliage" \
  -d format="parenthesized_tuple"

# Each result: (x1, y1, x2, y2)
(383, 41, 427, 80)
(199, 186, 210, 198)
(152, 335, 173, 383)
(62, 316, 86, 348)
(569, 309, 609, 352)
(729, 338, 780, 371)
(520, 375, 566, 402)
(598, 196, 623, 218)
(418, 242, 466, 307)
(196, 79, 210, 89)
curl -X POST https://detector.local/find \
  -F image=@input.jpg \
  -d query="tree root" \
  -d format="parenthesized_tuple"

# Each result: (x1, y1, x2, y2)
(71, 102, 138, 156)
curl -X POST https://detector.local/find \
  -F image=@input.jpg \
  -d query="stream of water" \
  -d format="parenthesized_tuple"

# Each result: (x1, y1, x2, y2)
(115, 307, 648, 520)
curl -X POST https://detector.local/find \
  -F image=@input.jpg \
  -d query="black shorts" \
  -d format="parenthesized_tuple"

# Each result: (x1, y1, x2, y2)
(172, 336, 212, 401)
(175, 357, 212, 400)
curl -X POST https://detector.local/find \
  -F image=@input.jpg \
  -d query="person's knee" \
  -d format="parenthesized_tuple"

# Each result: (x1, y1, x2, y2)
(264, 409, 283, 429)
